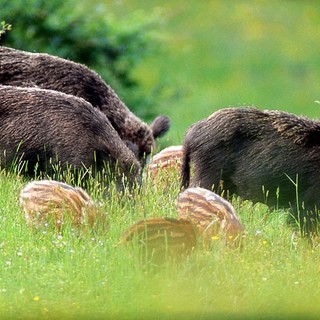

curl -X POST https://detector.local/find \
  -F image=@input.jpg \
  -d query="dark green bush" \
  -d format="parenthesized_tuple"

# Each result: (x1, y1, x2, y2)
(0, 0, 162, 119)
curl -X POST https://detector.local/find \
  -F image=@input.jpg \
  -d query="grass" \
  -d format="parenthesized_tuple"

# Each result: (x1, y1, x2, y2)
(0, 166, 320, 319)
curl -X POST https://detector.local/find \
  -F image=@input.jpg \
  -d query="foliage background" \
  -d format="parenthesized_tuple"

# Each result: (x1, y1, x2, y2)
(1, 0, 163, 119)
(118, 0, 320, 143)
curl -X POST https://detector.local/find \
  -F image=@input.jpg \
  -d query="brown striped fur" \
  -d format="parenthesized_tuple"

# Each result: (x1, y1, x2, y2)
(19, 180, 107, 232)
(148, 146, 183, 173)
(177, 187, 244, 247)
(146, 146, 183, 189)
(119, 217, 196, 262)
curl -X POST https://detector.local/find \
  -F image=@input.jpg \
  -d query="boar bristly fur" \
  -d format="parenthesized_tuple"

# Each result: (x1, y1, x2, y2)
(181, 107, 320, 235)
(0, 85, 141, 189)
(0, 46, 170, 166)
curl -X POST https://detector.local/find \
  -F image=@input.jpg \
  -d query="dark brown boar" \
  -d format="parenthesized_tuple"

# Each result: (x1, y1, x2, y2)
(0, 85, 141, 189)
(0, 46, 170, 166)
(181, 107, 320, 235)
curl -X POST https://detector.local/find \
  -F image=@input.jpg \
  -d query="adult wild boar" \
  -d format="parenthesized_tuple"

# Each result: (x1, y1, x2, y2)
(0, 85, 141, 189)
(0, 46, 170, 166)
(181, 107, 320, 234)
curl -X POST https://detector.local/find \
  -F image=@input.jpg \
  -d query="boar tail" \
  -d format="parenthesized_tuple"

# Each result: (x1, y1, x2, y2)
(181, 144, 191, 190)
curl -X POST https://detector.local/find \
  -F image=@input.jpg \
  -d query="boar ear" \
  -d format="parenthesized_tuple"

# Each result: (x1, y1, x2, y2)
(150, 115, 171, 139)
(306, 130, 320, 146)
(124, 140, 139, 158)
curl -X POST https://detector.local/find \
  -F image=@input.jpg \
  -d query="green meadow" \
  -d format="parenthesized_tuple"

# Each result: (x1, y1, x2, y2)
(2, 1, 320, 319)
(110, 0, 320, 144)
(2, 169, 320, 320)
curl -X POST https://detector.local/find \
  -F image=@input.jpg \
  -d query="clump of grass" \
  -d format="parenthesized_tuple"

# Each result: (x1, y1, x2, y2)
(0, 21, 11, 40)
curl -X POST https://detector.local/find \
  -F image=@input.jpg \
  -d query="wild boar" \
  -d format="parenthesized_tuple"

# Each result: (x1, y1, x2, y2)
(177, 187, 244, 247)
(181, 107, 320, 235)
(19, 179, 107, 232)
(0, 85, 141, 189)
(146, 145, 183, 191)
(0, 46, 170, 166)
(118, 217, 196, 264)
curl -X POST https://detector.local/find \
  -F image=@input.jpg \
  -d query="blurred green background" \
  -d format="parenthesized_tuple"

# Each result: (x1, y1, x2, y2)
(118, 0, 320, 144)
(2, 0, 320, 145)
